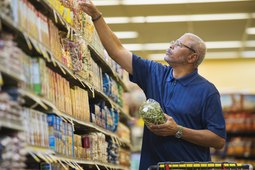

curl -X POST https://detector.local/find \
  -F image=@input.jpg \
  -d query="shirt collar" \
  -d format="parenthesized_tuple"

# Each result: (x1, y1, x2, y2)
(167, 68, 198, 86)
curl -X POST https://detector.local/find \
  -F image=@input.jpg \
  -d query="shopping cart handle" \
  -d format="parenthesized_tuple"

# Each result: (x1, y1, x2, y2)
(148, 165, 158, 170)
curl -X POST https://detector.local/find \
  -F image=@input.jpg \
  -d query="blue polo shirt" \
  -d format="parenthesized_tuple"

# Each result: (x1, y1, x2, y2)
(129, 54, 226, 170)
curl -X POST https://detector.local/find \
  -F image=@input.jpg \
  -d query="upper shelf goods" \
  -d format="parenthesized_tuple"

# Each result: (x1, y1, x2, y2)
(0, 15, 131, 121)
(46, 0, 130, 91)
(221, 94, 255, 133)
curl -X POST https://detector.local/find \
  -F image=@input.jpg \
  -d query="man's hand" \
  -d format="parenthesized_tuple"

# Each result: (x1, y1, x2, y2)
(147, 114, 179, 136)
(78, 0, 101, 19)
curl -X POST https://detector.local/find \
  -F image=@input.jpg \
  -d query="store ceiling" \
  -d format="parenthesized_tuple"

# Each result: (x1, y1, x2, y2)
(94, 0, 255, 62)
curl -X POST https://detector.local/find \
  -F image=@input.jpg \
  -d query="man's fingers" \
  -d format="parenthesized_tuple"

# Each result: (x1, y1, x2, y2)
(164, 113, 174, 121)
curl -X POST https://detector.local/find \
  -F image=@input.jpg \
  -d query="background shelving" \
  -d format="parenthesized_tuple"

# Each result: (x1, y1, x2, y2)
(212, 93, 255, 166)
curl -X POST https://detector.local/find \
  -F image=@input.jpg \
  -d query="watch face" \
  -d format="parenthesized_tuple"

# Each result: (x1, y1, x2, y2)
(175, 131, 182, 138)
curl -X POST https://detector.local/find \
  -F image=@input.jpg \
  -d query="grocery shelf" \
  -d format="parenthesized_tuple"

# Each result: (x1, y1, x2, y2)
(0, 119, 24, 132)
(26, 145, 130, 169)
(0, 13, 19, 33)
(63, 113, 132, 149)
(88, 45, 129, 92)
(227, 131, 255, 137)
(94, 89, 132, 121)
(0, 12, 131, 122)
(0, 12, 93, 93)
(225, 155, 255, 160)
(18, 89, 131, 148)
(55, 155, 129, 170)
(26, 145, 55, 155)
(26, 0, 129, 92)
(0, 67, 23, 82)
(27, 150, 129, 170)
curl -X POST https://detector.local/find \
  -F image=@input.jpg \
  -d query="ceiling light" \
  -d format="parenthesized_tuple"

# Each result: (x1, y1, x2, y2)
(94, 0, 252, 6)
(114, 31, 138, 39)
(246, 27, 255, 34)
(147, 54, 165, 61)
(123, 44, 144, 51)
(105, 13, 255, 24)
(130, 17, 146, 23)
(205, 52, 241, 58)
(245, 41, 255, 47)
(93, 0, 119, 6)
(205, 41, 242, 48)
(242, 51, 255, 58)
(123, 40, 254, 51)
(148, 51, 255, 60)
(104, 17, 130, 24)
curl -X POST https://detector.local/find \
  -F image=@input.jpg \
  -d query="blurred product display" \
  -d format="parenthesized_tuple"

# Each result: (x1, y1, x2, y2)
(211, 94, 255, 166)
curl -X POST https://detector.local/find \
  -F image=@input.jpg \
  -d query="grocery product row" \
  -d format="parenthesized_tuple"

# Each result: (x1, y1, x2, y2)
(0, 0, 129, 92)
(0, 23, 130, 120)
(0, 87, 131, 169)
(211, 93, 255, 166)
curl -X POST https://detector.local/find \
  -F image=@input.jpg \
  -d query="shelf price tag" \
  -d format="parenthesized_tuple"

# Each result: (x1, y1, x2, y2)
(56, 61, 67, 75)
(19, 89, 48, 110)
(67, 26, 71, 39)
(30, 38, 42, 54)
(0, 18, 2, 31)
(23, 32, 33, 50)
(58, 160, 69, 170)
(91, 87, 95, 98)
(40, 46, 51, 62)
(37, 153, 50, 163)
(63, 65, 76, 79)
(53, 10, 58, 23)
(50, 53, 57, 67)
(95, 164, 100, 170)
(73, 162, 83, 170)
(0, 72, 3, 87)
(116, 137, 121, 146)
(59, 11, 66, 26)
(48, 154, 58, 163)
(70, 28, 74, 41)
(43, 153, 53, 163)
(104, 165, 109, 170)
(29, 152, 41, 163)
(64, 160, 76, 169)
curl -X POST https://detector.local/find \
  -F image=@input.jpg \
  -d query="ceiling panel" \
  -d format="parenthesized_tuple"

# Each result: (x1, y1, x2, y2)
(94, 0, 255, 60)
(97, 1, 255, 16)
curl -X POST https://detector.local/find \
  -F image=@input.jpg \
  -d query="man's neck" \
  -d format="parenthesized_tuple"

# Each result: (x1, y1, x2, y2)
(172, 66, 196, 79)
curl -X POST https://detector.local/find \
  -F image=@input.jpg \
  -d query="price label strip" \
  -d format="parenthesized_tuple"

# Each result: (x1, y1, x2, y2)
(0, 72, 3, 87)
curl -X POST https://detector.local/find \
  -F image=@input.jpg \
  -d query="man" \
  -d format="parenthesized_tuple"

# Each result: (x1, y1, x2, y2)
(79, 1, 226, 170)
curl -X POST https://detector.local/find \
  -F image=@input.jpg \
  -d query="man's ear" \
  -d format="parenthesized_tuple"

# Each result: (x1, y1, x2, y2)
(188, 53, 198, 64)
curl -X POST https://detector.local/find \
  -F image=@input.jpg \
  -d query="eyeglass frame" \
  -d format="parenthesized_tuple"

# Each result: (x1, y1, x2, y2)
(170, 40, 196, 53)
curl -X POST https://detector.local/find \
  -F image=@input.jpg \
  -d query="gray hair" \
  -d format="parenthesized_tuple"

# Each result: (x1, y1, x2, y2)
(184, 33, 207, 67)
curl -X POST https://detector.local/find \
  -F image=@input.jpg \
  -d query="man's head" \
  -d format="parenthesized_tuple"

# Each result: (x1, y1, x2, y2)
(164, 33, 207, 68)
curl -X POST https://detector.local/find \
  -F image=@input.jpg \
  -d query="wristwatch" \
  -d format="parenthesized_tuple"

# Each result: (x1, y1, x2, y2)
(175, 125, 183, 138)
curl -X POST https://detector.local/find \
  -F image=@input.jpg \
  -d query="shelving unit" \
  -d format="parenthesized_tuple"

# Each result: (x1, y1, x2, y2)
(0, 119, 24, 132)
(25, 145, 129, 170)
(0, 0, 132, 169)
(212, 93, 255, 166)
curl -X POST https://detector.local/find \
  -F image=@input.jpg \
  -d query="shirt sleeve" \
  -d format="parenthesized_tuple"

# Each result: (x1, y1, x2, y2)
(203, 92, 226, 139)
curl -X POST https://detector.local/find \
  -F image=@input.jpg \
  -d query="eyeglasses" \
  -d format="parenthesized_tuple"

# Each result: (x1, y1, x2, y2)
(170, 40, 196, 53)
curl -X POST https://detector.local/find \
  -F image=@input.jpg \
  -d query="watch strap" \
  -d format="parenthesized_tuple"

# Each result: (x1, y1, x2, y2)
(175, 125, 183, 138)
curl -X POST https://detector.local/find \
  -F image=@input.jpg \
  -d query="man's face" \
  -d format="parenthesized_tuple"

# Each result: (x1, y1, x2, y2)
(164, 35, 195, 67)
